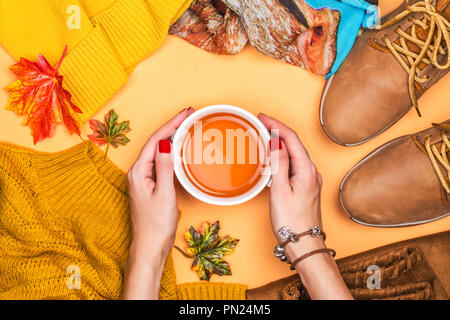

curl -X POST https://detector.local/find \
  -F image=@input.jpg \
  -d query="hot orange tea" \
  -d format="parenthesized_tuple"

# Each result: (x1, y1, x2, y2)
(181, 112, 266, 198)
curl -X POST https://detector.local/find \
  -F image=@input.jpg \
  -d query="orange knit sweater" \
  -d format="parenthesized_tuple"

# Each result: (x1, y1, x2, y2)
(0, 141, 247, 299)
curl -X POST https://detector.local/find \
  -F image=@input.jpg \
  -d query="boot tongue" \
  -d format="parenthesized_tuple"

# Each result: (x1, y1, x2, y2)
(392, 0, 449, 70)
(411, 0, 449, 42)
(437, 0, 450, 20)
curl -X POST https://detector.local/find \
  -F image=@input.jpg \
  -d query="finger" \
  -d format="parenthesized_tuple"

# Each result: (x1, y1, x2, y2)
(127, 165, 155, 193)
(132, 107, 194, 179)
(138, 107, 195, 165)
(154, 139, 175, 193)
(317, 171, 323, 188)
(268, 138, 291, 192)
(258, 113, 310, 177)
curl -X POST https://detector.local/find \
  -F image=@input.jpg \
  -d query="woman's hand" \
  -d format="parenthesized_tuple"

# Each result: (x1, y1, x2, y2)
(123, 107, 194, 300)
(258, 113, 352, 300)
(258, 113, 323, 244)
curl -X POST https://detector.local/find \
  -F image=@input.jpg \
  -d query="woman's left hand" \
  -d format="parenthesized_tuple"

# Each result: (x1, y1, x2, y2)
(123, 107, 194, 299)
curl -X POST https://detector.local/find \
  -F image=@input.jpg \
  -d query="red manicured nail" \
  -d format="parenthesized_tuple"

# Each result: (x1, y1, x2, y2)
(159, 139, 171, 153)
(187, 107, 194, 112)
(269, 138, 282, 151)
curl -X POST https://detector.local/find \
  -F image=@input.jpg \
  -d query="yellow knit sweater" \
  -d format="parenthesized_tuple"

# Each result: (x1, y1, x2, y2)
(0, 142, 247, 300)
(0, 0, 193, 124)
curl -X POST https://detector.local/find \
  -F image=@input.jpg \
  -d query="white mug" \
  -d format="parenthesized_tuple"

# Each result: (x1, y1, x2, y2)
(172, 105, 272, 206)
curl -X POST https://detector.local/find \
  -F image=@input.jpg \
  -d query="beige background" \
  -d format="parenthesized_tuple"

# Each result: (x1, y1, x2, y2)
(0, 0, 448, 288)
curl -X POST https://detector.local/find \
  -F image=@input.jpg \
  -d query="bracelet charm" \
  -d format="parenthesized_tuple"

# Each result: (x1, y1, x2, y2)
(278, 226, 298, 243)
(273, 244, 288, 262)
(273, 226, 329, 264)
(311, 226, 321, 237)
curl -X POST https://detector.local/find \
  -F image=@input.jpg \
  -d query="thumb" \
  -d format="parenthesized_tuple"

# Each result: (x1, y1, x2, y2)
(154, 139, 175, 193)
(269, 138, 291, 193)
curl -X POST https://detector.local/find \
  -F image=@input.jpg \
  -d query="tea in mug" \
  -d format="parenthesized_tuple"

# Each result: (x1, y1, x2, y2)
(181, 113, 267, 197)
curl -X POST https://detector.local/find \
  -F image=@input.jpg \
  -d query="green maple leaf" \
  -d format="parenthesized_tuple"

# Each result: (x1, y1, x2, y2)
(87, 109, 131, 157)
(179, 221, 239, 281)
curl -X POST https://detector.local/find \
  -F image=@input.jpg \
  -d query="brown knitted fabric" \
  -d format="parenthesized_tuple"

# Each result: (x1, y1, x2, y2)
(280, 247, 434, 300)
(280, 279, 434, 300)
(340, 247, 423, 289)
(247, 231, 449, 300)
(350, 282, 433, 300)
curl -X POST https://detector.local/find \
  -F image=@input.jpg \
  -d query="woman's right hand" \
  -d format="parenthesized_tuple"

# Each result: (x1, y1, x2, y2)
(258, 113, 324, 247)
(258, 113, 353, 300)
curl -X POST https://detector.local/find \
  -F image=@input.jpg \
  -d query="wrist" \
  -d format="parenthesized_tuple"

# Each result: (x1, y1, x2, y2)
(129, 236, 172, 269)
(284, 236, 326, 262)
(286, 237, 337, 278)
(131, 228, 174, 253)
(124, 243, 167, 300)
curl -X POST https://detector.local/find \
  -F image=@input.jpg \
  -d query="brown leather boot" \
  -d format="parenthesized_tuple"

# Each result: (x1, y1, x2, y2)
(246, 231, 450, 300)
(320, 0, 450, 146)
(339, 120, 449, 227)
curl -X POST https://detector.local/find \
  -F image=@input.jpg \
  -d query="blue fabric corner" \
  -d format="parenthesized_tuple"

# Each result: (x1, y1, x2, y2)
(304, 0, 379, 78)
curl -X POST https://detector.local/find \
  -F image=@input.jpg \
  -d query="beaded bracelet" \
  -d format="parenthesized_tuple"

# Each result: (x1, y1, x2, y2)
(273, 226, 326, 262)
(273, 226, 335, 269)
(289, 248, 336, 270)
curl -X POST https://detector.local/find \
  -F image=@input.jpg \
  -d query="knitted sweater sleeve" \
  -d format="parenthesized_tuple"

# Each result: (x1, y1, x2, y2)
(0, 142, 132, 299)
(0, 0, 193, 125)
(0, 142, 247, 300)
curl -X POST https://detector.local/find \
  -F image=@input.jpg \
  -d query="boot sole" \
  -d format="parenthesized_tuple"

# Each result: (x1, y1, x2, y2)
(339, 136, 450, 227)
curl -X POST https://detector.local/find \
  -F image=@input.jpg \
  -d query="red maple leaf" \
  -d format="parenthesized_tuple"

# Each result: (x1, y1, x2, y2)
(5, 45, 82, 144)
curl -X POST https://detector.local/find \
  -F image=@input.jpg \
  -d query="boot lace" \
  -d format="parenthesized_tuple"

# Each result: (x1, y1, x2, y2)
(379, 0, 450, 116)
(425, 123, 450, 193)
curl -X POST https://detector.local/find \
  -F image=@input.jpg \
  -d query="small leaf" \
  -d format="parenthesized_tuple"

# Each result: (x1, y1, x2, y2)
(178, 220, 239, 281)
(87, 109, 131, 156)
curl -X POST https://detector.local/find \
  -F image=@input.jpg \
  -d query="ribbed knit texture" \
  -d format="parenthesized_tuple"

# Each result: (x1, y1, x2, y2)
(177, 283, 248, 300)
(60, 0, 192, 123)
(0, 0, 194, 124)
(0, 142, 246, 300)
(62, 0, 193, 124)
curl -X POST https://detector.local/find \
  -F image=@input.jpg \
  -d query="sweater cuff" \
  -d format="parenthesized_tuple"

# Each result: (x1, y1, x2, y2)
(145, 0, 194, 25)
(176, 283, 247, 300)
(55, 0, 193, 125)
(59, 26, 128, 124)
